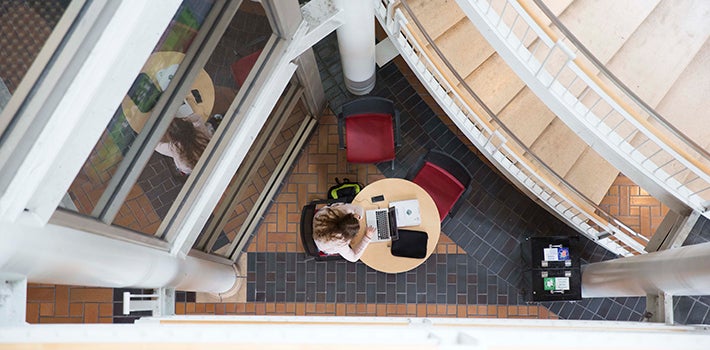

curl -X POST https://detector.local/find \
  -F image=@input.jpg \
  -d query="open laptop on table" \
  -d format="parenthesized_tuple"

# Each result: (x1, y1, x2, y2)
(365, 206, 399, 242)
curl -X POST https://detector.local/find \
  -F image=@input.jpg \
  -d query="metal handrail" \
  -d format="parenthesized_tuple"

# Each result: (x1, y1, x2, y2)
(396, 0, 642, 243)
(530, 0, 710, 162)
(381, 0, 647, 253)
(460, 0, 710, 211)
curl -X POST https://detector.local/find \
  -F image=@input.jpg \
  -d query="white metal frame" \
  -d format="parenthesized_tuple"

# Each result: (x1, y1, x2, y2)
(1, 316, 709, 348)
(375, 0, 644, 255)
(0, 0, 183, 225)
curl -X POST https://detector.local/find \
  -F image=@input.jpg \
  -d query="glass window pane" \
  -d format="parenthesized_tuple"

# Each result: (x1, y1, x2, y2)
(196, 91, 312, 258)
(0, 0, 71, 114)
(63, 0, 216, 221)
(110, 1, 273, 236)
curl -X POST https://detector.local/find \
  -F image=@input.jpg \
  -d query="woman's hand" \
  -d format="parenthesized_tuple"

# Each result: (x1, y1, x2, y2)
(365, 226, 376, 239)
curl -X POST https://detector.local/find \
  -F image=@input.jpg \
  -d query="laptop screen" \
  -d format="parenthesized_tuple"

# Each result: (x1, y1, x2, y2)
(388, 206, 399, 241)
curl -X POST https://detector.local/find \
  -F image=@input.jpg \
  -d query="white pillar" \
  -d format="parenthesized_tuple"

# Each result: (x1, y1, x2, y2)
(582, 241, 710, 297)
(0, 220, 238, 293)
(335, 0, 376, 95)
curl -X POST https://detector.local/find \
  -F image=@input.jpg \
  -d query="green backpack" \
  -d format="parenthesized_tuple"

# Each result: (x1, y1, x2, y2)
(327, 178, 363, 202)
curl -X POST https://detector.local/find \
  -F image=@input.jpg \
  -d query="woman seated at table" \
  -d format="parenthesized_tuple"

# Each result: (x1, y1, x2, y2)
(155, 113, 212, 175)
(313, 203, 375, 262)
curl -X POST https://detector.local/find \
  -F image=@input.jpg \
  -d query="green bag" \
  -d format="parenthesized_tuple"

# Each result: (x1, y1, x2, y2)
(327, 178, 363, 202)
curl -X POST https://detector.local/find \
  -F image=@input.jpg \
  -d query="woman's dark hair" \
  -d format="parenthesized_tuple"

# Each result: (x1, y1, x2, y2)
(163, 117, 211, 170)
(313, 207, 361, 241)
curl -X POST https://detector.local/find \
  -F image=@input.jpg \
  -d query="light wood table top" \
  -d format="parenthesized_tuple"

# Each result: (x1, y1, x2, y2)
(121, 51, 214, 132)
(351, 178, 440, 274)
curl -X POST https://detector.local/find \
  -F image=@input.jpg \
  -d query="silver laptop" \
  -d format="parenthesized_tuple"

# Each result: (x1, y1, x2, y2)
(389, 199, 421, 227)
(365, 206, 398, 242)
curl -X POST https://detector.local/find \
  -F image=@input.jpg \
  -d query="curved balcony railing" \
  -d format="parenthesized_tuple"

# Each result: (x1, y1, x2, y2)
(375, 0, 648, 255)
(455, 0, 710, 216)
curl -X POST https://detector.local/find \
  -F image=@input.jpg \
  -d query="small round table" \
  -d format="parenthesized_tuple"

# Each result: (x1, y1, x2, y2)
(121, 51, 215, 132)
(351, 178, 441, 273)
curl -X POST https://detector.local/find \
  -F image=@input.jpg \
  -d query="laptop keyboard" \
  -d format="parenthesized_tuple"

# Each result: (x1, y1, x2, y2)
(375, 210, 389, 240)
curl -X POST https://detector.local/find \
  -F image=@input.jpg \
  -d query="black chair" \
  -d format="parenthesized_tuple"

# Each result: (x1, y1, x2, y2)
(406, 149, 473, 221)
(300, 199, 345, 261)
(337, 96, 401, 169)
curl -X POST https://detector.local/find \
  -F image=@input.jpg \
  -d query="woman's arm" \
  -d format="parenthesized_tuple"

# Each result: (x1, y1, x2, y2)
(332, 226, 374, 262)
(155, 142, 174, 157)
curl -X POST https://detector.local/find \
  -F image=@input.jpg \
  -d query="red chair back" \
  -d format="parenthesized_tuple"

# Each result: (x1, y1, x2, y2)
(231, 50, 262, 88)
(412, 161, 465, 221)
(344, 113, 396, 163)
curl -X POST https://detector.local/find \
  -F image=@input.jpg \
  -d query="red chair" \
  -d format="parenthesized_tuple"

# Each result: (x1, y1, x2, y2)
(406, 149, 472, 222)
(230, 49, 262, 88)
(337, 96, 401, 168)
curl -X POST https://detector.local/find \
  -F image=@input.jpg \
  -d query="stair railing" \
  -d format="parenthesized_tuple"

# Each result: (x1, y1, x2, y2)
(375, 0, 648, 255)
(455, 0, 710, 216)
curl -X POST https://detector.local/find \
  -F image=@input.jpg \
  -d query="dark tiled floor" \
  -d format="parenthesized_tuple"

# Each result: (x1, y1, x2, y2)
(244, 33, 655, 322)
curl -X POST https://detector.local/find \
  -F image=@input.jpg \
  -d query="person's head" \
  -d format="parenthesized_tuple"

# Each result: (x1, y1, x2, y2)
(313, 207, 361, 241)
(162, 117, 211, 170)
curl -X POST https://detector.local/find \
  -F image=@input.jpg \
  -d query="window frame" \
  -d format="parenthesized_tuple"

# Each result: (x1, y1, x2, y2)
(39, 0, 310, 256)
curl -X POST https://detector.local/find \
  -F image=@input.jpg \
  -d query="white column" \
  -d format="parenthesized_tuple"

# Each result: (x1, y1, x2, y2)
(335, 0, 376, 95)
(0, 219, 237, 293)
(582, 241, 710, 297)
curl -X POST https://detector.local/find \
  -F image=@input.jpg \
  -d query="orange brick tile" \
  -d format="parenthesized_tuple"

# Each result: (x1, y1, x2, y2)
(40, 317, 83, 324)
(225, 303, 237, 314)
(376, 304, 386, 316)
(529, 306, 539, 317)
(175, 303, 186, 315)
(26, 303, 40, 323)
(205, 303, 215, 314)
(69, 303, 83, 317)
(186, 303, 196, 314)
(195, 303, 206, 314)
(54, 286, 70, 317)
(27, 286, 54, 302)
(245, 303, 256, 314)
(305, 303, 315, 313)
(255, 303, 266, 315)
(457, 305, 467, 318)
(98, 303, 112, 317)
(69, 288, 112, 303)
(39, 303, 54, 317)
(487, 305, 497, 316)
(416, 304, 426, 317)
(83, 303, 99, 323)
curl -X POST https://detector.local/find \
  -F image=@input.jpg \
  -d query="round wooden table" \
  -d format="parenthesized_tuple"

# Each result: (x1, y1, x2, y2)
(121, 51, 215, 132)
(351, 178, 440, 273)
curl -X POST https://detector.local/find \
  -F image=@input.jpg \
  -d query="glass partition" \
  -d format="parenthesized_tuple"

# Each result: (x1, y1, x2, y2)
(63, 0, 215, 223)
(195, 86, 317, 260)
(0, 1, 71, 114)
(63, 0, 276, 238)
